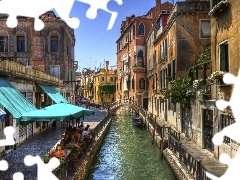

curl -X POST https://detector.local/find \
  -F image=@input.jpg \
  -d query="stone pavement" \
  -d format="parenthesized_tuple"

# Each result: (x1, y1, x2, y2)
(0, 106, 108, 180)
(156, 119, 228, 178)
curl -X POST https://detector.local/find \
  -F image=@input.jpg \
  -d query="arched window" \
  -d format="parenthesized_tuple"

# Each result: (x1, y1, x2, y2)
(0, 30, 8, 52)
(13, 31, 27, 52)
(140, 78, 145, 89)
(48, 31, 60, 52)
(138, 23, 145, 35)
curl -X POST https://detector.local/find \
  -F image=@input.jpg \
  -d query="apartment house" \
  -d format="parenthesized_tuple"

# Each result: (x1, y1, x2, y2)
(94, 61, 117, 105)
(0, 11, 76, 153)
(146, 10, 171, 119)
(116, 0, 173, 108)
(209, 0, 240, 158)
(153, 0, 211, 145)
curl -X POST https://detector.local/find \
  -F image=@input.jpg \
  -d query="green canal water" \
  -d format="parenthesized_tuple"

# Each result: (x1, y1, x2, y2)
(87, 109, 176, 180)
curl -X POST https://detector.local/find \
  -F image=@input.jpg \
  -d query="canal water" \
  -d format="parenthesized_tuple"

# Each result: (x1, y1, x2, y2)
(87, 109, 176, 180)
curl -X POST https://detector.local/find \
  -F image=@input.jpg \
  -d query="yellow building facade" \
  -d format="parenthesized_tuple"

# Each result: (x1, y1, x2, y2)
(94, 61, 117, 105)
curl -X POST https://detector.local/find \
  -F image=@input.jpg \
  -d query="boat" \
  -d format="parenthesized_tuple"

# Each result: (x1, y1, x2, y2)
(132, 117, 144, 127)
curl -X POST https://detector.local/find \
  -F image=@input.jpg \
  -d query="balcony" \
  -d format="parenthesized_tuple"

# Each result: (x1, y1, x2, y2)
(0, 60, 62, 85)
(209, 0, 230, 17)
(156, 26, 163, 38)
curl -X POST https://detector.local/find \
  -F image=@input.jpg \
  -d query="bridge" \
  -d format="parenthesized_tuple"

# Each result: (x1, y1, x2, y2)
(106, 101, 146, 117)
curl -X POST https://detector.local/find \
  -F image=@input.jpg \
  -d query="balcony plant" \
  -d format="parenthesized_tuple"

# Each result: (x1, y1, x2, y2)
(207, 71, 226, 84)
(162, 76, 191, 110)
(98, 84, 116, 95)
(209, 0, 230, 17)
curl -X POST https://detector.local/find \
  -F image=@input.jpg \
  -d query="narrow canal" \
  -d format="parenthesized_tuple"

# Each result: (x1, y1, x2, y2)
(87, 109, 176, 180)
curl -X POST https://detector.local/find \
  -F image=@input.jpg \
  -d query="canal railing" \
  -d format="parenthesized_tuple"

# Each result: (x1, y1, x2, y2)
(93, 114, 111, 138)
(138, 109, 211, 180)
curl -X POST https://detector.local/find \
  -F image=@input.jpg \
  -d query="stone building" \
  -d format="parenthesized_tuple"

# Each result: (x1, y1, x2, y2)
(208, 0, 240, 158)
(116, 0, 173, 108)
(0, 11, 77, 154)
(0, 11, 77, 103)
(94, 61, 117, 105)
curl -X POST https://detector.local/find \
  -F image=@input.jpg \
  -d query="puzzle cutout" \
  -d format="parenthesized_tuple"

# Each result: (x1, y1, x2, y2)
(0, 0, 123, 31)
(0, 126, 60, 180)
(205, 70, 240, 179)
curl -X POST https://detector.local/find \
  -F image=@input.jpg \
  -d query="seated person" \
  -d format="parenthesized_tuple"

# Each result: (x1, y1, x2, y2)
(82, 127, 90, 141)
(54, 144, 66, 157)
(62, 133, 71, 147)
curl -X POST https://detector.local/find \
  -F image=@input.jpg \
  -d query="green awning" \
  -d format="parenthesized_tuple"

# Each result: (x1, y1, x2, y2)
(38, 84, 69, 104)
(0, 77, 37, 125)
(21, 103, 95, 122)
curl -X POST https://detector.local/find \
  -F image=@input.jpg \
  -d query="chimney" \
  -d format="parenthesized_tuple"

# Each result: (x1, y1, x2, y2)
(105, 61, 109, 71)
(156, 0, 161, 6)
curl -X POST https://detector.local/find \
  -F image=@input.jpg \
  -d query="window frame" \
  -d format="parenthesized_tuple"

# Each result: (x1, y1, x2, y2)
(0, 35, 8, 52)
(219, 40, 229, 72)
(199, 19, 211, 39)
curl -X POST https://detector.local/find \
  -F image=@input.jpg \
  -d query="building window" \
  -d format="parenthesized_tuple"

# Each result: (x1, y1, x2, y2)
(0, 36, 8, 52)
(132, 79, 134, 89)
(102, 77, 104, 81)
(17, 36, 25, 52)
(221, 114, 230, 145)
(200, 20, 210, 39)
(140, 78, 145, 89)
(50, 65, 60, 78)
(172, 59, 176, 80)
(219, 41, 229, 72)
(51, 36, 58, 52)
(138, 23, 145, 35)
(213, 0, 223, 6)
(110, 77, 113, 82)
(48, 32, 59, 52)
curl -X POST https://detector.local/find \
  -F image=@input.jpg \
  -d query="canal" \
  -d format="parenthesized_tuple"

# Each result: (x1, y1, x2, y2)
(87, 109, 176, 180)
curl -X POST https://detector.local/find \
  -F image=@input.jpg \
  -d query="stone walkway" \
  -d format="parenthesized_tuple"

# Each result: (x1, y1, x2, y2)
(156, 118, 228, 178)
(0, 106, 108, 180)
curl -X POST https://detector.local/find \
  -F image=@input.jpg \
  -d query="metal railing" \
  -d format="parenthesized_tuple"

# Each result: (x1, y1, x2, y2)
(138, 108, 211, 180)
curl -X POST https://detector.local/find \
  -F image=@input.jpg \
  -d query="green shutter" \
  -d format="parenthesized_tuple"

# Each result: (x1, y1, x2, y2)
(220, 43, 228, 71)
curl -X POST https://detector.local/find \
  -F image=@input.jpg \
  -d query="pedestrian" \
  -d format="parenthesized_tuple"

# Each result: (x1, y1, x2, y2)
(76, 117, 80, 127)
(52, 120, 56, 129)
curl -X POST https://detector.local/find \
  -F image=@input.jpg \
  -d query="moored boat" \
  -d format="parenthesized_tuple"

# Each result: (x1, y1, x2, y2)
(132, 117, 144, 127)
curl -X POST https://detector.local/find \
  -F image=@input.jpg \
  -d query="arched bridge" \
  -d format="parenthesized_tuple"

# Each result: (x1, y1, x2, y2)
(107, 101, 141, 116)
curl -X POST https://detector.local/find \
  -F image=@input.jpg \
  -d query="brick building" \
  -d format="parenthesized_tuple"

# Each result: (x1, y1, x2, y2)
(0, 11, 77, 101)
(116, 0, 173, 108)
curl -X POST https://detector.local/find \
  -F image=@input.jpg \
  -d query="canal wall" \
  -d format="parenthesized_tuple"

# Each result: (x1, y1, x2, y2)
(72, 114, 112, 180)
(139, 113, 193, 180)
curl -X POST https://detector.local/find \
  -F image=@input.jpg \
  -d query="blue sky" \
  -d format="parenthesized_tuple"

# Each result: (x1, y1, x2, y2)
(59, 0, 171, 72)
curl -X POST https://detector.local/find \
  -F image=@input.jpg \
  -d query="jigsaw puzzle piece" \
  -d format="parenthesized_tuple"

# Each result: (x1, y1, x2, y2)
(207, 149, 240, 179)
(0, 160, 8, 171)
(76, 0, 122, 30)
(54, 0, 80, 29)
(13, 172, 24, 180)
(0, 126, 15, 146)
(0, 0, 55, 30)
(24, 155, 60, 180)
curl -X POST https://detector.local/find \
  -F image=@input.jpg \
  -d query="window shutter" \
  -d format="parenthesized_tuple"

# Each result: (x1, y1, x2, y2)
(24, 35, 27, 52)
(220, 44, 226, 71)
(13, 35, 17, 52)
(58, 36, 60, 52)
(47, 36, 50, 52)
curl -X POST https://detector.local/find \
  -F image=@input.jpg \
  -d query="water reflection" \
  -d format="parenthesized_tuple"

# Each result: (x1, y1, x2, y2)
(87, 109, 176, 180)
